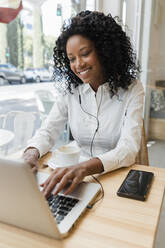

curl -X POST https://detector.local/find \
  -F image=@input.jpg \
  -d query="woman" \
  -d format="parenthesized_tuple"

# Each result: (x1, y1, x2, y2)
(23, 11, 144, 197)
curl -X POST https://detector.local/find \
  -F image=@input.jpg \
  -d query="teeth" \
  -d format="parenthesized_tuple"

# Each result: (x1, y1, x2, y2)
(78, 69, 90, 75)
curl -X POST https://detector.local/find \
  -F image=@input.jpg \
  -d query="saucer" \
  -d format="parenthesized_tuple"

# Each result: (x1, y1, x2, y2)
(47, 156, 88, 170)
(47, 158, 65, 169)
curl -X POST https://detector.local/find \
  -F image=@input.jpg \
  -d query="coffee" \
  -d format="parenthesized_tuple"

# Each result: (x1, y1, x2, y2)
(58, 146, 79, 154)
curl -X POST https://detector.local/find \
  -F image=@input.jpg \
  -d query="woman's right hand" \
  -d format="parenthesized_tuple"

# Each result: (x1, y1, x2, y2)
(22, 148, 40, 173)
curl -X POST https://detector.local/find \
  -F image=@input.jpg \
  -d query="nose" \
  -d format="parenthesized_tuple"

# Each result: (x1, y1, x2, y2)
(75, 57, 85, 68)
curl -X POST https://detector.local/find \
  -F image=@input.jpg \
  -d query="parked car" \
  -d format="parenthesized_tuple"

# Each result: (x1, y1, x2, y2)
(0, 63, 26, 85)
(24, 68, 52, 83)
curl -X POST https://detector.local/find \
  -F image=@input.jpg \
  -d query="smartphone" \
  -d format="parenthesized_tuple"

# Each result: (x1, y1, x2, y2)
(117, 169, 154, 201)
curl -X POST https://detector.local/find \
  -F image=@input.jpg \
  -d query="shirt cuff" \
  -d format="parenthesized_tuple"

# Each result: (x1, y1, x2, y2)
(24, 142, 45, 158)
(97, 152, 119, 174)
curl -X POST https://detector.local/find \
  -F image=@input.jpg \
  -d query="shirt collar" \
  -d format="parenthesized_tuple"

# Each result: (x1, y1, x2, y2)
(81, 83, 91, 94)
(81, 82, 110, 94)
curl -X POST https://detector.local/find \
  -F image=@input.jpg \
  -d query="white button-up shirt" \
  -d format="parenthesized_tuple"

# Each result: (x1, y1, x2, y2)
(28, 80, 144, 174)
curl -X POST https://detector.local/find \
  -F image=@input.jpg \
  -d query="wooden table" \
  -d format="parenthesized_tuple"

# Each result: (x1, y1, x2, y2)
(0, 153, 165, 248)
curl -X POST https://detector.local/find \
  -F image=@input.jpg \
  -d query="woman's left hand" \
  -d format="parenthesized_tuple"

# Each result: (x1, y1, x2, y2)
(41, 158, 104, 198)
(41, 163, 88, 198)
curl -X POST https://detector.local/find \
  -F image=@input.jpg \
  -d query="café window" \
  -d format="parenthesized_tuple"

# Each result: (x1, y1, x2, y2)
(0, 0, 76, 156)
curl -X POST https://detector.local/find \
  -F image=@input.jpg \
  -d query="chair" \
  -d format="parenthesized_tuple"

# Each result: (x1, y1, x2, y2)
(1, 111, 40, 154)
(34, 90, 55, 120)
(135, 121, 149, 166)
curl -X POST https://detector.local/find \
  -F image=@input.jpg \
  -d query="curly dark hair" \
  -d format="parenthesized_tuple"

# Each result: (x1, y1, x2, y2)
(53, 10, 140, 96)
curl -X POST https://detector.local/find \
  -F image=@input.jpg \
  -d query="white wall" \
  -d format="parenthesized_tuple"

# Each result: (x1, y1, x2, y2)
(145, 0, 165, 137)
(149, 0, 165, 83)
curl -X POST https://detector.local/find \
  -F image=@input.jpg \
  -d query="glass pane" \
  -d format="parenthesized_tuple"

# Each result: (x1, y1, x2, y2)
(0, 0, 75, 156)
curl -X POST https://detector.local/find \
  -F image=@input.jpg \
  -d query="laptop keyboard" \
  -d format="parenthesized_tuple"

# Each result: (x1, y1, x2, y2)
(47, 194, 79, 224)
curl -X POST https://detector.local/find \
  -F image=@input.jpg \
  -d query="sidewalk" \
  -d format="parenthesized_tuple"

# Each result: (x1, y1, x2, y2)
(0, 82, 57, 101)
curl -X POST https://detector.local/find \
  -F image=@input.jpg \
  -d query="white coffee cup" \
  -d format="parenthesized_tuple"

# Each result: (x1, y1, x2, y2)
(52, 145, 80, 167)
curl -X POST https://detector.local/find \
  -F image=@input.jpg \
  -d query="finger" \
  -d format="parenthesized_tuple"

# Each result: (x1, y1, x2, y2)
(42, 168, 69, 197)
(40, 178, 50, 187)
(64, 177, 80, 195)
(43, 175, 62, 197)
(53, 174, 72, 195)
(41, 169, 58, 187)
(41, 173, 54, 190)
(43, 180, 56, 197)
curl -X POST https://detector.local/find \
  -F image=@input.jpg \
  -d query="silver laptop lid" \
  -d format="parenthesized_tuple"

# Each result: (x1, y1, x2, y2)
(0, 157, 61, 239)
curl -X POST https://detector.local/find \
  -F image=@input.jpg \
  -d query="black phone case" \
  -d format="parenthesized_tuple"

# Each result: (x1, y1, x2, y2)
(117, 169, 154, 201)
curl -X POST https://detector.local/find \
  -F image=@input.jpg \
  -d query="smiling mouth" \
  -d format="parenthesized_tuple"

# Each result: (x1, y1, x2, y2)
(77, 68, 91, 75)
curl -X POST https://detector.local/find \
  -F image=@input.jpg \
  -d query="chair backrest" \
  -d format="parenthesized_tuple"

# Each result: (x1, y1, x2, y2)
(2, 111, 39, 152)
(135, 120, 149, 166)
(35, 90, 55, 116)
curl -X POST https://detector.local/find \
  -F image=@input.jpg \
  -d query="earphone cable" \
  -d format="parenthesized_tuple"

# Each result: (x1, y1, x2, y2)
(78, 87, 104, 208)
(90, 90, 102, 157)
(87, 175, 104, 209)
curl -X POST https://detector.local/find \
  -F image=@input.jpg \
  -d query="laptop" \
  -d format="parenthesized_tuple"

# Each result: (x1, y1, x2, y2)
(0, 157, 101, 239)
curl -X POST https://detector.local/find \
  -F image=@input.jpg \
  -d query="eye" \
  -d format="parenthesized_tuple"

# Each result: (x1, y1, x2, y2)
(82, 50, 91, 57)
(68, 57, 75, 63)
